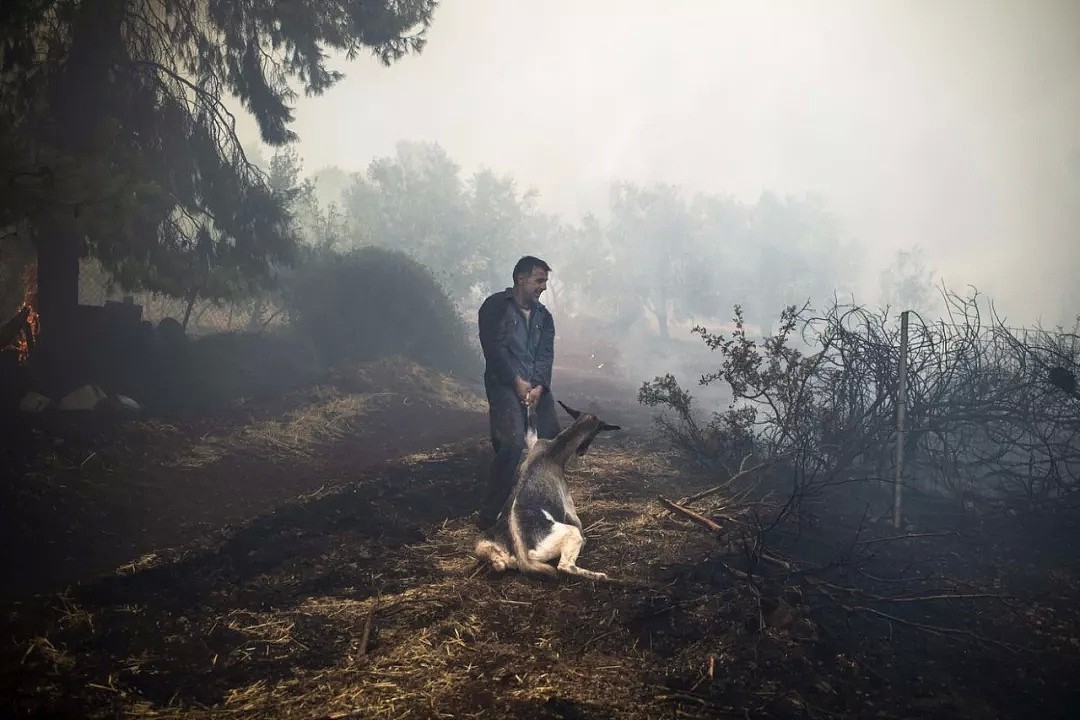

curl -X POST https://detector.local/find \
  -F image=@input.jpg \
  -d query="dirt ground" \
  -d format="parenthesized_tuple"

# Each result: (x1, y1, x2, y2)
(3, 357, 1080, 719)
(0, 359, 488, 602)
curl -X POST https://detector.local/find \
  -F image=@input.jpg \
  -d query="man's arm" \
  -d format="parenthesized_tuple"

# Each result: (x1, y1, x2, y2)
(478, 296, 517, 387)
(531, 309, 555, 392)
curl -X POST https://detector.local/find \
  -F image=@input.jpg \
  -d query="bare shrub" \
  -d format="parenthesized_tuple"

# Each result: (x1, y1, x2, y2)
(641, 288, 1080, 516)
(645, 289, 1080, 671)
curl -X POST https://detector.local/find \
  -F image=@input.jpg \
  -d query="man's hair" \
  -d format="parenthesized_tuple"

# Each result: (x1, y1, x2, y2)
(512, 256, 552, 284)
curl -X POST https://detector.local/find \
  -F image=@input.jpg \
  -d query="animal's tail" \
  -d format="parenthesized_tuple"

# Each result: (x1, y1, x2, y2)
(507, 495, 557, 577)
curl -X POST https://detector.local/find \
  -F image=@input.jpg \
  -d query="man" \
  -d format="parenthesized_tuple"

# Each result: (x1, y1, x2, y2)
(476, 255, 561, 528)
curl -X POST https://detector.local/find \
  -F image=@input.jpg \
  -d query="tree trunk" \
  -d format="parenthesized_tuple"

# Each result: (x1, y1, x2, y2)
(27, 1, 122, 397)
(641, 296, 665, 339)
(656, 304, 670, 340)
(182, 286, 200, 331)
(248, 298, 265, 331)
(33, 222, 83, 396)
(647, 293, 670, 340)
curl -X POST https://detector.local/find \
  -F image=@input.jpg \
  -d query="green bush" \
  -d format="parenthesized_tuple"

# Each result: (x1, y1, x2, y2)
(283, 246, 480, 377)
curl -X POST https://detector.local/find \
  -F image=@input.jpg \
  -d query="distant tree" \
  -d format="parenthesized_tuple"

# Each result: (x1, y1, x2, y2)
(310, 166, 353, 209)
(692, 192, 750, 318)
(268, 148, 348, 250)
(469, 169, 557, 298)
(879, 245, 937, 315)
(0, 0, 436, 389)
(607, 183, 716, 339)
(340, 170, 381, 247)
(331, 145, 858, 337)
(342, 141, 552, 304)
(267, 149, 312, 205)
(559, 187, 855, 340)
(344, 141, 472, 296)
(735, 192, 855, 334)
(546, 213, 614, 319)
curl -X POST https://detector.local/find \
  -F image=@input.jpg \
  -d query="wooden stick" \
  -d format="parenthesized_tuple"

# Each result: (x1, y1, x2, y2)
(855, 531, 955, 546)
(676, 456, 777, 507)
(893, 310, 909, 528)
(357, 604, 376, 658)
(658, 496, 722, 533)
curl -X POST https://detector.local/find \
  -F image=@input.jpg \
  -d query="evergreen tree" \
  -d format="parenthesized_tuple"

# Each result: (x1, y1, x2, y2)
(0, 0, 436, 390)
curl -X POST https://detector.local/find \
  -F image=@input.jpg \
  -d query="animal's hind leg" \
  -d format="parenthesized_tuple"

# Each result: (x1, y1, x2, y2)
(555, 525, 608, 581)
(527, 523, 575, 565)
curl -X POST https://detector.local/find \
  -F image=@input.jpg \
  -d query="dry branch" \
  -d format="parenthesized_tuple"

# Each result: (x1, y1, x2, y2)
(657, 496, 722, 533)
(675, 455, 775, 507)
(357, 604, 375, 659)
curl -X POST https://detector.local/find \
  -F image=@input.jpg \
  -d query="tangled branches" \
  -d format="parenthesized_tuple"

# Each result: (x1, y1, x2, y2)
(642, 288, 1080, 516)
(640, 287, 1080, 688)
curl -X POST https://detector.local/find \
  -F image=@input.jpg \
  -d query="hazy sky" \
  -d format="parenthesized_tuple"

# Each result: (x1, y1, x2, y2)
(238, 0, 1080, 326)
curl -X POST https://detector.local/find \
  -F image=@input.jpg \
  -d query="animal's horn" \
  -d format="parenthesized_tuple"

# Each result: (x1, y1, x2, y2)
(557, 400, 581, 419)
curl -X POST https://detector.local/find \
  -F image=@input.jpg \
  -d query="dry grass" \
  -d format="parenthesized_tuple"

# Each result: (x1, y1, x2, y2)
(330, 356, 487, 413)
(170, 392, 383, 469)
(6, 422, 1080, 718)
(168, 356, 485, 470)
(5, 441, 732, 719)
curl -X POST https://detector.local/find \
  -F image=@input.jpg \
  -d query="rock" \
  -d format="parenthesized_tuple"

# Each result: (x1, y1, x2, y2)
(19, 391, 52, 413)
(59, 384, 108, 411)
(115, 394, 142, 412)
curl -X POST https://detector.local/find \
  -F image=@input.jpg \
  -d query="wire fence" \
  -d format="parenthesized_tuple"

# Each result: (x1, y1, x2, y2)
(77, 260, 287, 336)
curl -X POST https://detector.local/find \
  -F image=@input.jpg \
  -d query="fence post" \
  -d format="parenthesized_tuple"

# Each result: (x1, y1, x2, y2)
(893, 310, 909, 529)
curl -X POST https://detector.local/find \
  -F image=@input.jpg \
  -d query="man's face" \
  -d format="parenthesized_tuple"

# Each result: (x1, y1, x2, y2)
(517, 267, 549, 303)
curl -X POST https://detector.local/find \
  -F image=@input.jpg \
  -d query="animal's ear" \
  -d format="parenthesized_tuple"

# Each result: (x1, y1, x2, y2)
(600, 422, 621, 432)
(557, 400, 581, 419)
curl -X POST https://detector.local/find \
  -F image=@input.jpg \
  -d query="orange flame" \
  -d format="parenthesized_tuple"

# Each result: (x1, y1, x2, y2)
(14, 263, 39, 363)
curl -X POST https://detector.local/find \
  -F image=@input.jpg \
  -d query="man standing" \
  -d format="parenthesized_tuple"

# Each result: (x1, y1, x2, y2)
(476, 255, 560, 528)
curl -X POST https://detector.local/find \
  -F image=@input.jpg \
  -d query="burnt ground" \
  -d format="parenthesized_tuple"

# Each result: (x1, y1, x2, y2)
(0, 358, 493, 602)
(2, 357, 1080, 719)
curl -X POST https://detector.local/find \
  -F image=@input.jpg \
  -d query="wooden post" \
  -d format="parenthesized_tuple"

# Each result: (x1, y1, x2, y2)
(893, 310, 909, 529)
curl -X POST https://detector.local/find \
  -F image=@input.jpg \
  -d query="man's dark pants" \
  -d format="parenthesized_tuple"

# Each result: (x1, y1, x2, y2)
(479, 382, 561, 527)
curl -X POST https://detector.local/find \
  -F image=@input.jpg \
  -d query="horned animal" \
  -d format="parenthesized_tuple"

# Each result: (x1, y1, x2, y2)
(475, 400, 619, 580)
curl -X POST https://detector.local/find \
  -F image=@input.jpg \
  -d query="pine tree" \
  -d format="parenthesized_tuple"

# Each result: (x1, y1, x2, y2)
(0, 0, 436, 391)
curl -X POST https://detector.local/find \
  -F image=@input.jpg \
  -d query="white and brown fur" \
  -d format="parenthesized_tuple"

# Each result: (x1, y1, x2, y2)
(475, 400, 619, 580)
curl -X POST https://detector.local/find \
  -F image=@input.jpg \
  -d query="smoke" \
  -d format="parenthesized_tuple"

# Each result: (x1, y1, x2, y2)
(233, 0, 1079, 328)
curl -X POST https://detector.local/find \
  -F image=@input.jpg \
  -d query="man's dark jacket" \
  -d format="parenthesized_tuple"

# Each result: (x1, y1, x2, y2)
(477, 288, 554, 392)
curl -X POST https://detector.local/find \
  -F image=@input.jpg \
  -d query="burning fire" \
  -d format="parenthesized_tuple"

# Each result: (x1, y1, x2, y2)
(14, 263, 39, 363)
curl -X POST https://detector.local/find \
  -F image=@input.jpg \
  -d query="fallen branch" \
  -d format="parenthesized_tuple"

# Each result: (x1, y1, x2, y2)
(658, 496, 722, 533)
(357, 599, 377, 658)
(676, 455, 776, 507)
(855, 531, 956, 546)
(849, 603, 1022, 652)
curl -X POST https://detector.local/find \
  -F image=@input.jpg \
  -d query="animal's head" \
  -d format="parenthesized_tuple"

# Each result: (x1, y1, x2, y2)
(558, 400, 620, 456)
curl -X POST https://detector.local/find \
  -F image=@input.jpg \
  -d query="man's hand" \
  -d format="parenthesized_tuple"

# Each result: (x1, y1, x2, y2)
(514, 376, 531, 402)
(525, 385, 544, 408)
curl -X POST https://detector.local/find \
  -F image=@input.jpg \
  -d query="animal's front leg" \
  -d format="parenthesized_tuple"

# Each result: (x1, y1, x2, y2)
(556, 526, 609, 581)
(475, 539, 516, 572)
